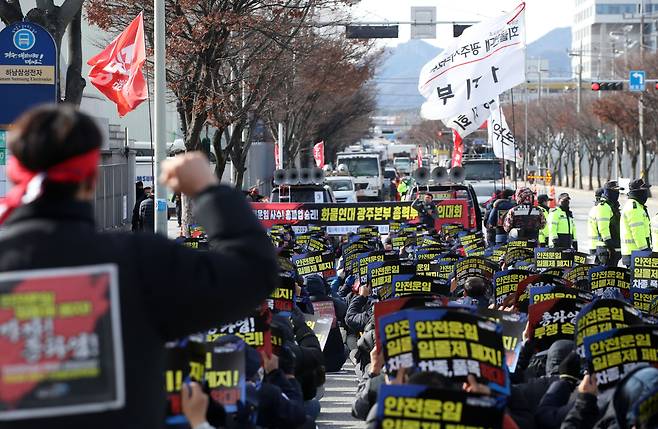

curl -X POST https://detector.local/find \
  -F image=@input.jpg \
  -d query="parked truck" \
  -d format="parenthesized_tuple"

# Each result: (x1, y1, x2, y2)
(335, 151, 384, 201)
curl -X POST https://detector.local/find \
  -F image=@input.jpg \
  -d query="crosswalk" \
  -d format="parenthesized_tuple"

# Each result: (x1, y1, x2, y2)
(318, 361, 363, 428)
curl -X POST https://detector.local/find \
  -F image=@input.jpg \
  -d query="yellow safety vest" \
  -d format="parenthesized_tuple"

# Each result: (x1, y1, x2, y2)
(538, 206, 549, 245)
(547, 207, 576, 244)
(620, 198, 651, 256)
(652, 214, 658, 252)
(587, 205, 602, 250)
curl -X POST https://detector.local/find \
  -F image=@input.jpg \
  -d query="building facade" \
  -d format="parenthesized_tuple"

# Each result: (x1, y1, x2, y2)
(572, 0, 658, 79)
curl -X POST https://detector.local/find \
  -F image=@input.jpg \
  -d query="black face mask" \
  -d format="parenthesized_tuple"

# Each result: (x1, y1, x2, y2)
(560, 200, 570, 210)
(630, 189, 649, 205)
(605, 189, 620, 202)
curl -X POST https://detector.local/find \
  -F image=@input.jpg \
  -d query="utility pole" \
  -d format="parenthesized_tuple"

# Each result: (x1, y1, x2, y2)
(577, 43, 583, 114)
(524, 82, 528, 180)
(153, 0, 167, 235)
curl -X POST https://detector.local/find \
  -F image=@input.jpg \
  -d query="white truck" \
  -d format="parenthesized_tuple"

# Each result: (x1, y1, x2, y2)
(335, 151, 384, 201)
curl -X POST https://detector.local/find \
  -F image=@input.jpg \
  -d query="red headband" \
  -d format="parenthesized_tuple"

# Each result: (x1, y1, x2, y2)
(0, 149, 101, 224)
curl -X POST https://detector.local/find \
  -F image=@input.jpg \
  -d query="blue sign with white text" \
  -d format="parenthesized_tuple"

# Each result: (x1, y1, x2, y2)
(0, 22, 57, 125)
(629, 70, 646, 92)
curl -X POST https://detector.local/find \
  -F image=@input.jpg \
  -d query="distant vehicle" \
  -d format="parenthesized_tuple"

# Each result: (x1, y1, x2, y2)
(335, 152, 384, 201)
(383, 167, 398, 182)
(393, 157, 412, 175)
(325, 176, 357, 203)
(270, 184, 336, 203)
(461, 158, 505, 205)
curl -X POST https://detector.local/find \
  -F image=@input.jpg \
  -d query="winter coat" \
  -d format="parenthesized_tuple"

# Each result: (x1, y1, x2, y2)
(1, 186, 278, 429)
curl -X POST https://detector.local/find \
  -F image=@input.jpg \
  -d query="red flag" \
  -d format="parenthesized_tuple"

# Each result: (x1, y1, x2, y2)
(88, 13, 147, 117)
(417, 145, 423, 168)
(313, 141, 325, 168)
(451, 129, 464, 168)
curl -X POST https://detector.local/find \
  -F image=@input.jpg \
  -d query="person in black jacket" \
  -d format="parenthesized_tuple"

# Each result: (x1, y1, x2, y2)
(131, 180, 146, 231)
(0, 105, 278, 429)
(139, 192, 155, 232)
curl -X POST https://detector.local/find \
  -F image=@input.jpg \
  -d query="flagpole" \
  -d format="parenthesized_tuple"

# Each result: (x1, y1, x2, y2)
(153, 0, 168, 235)
(146, 68, 155, 192)
(499, 102, 506, 190)
(510, 88, 518, 190)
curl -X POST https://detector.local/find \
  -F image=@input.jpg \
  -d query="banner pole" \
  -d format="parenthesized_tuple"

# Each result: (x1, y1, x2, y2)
(153, 0, 168, 235)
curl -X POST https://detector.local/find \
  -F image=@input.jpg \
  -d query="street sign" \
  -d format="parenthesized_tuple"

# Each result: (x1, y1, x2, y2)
(411, 7, 436, 39)
(0, 22, 57, 125)
(629, 70, 646, 92)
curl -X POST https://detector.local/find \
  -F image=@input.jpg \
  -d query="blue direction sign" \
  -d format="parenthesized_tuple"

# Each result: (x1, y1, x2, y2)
(0, 22, 57, 125)
(629, 70, 646, 92)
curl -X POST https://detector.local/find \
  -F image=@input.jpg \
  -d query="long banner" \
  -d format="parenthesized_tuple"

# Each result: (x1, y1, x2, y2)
(252, 201, 469, 235)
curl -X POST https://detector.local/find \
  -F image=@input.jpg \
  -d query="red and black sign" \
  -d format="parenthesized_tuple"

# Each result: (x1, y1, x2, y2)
(0, 265, 124, 420)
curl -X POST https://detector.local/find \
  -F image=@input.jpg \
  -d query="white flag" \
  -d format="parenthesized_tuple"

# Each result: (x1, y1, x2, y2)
(441, 100, 494, 139)
(418, 3, 526, 120)
(488, 98, 521, 163)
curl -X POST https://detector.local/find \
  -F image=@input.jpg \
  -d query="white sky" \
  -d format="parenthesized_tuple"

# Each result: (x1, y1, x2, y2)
(349, 0, 574, 46)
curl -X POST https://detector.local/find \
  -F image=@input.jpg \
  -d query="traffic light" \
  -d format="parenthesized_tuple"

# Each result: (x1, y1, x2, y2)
(591, 82, 623, 91)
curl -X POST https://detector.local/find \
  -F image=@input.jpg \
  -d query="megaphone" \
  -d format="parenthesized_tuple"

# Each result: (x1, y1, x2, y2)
(273, 169, 286, 186)
(431, 167, 448, 183)
(322, 164, 332, 174)
(311, 167, 325, 184)
(285, 168, 300, 184)
(337, 163, 349, 174)
(299, 168, 312, 184)
(449, 166, 465, 183)
(413, 167, 430, 185)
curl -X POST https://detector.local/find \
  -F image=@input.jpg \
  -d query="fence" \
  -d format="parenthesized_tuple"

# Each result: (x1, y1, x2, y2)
(93, 161, 132, 230)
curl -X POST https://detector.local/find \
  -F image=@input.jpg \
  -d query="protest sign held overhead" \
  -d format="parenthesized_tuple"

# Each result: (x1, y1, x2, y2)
(583, 326, 658, 390)
(589, 266, 631, 298)
(575, 299, 644, 351)
(391, 273, 450, 298)
(409, 308, 509, 394)
(419, 3, 526, 120)
(205, 339, 246, 413)
(0, 265, 124, 420)
(494, 269, 532, 306)
(376, 385, 506, 429)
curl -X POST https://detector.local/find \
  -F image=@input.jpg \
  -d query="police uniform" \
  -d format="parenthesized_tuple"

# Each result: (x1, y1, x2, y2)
(536, 194, 552, 247)
(587, 189, 603, 254)
(621, 179, 652, 267)
(548, 194, 577, 249)
(594, 182, 622, 267)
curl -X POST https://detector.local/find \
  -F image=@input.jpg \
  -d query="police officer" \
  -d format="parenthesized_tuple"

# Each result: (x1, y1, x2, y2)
(487, 188, 516, 244)
(0, 105, 278, 429)
(536, 194, 552, 247)
(587, 188, 604, 256)
(594, 181, 623, 267)
(621, 179, 652, 267)
(548, 193, 577, 249)
(503, 187, 546, 241)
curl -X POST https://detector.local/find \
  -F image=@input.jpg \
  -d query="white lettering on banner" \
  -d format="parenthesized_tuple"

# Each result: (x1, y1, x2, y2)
(488, 98, 522, 163)
(442, 100, 494, 138)
(418, 3, 526, 120)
